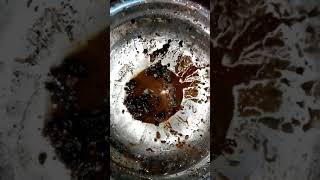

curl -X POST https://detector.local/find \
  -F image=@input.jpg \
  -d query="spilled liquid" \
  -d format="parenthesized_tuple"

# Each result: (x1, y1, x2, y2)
(43, 29, 109, 179)
(124, 55, 199, 126)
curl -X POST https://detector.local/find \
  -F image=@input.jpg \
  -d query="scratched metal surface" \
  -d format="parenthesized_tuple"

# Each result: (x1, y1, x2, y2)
(110, 0, 210, 179)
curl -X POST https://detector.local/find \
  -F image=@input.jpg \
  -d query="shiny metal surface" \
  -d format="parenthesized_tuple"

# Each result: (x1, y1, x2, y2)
(110, 0, 210, 179)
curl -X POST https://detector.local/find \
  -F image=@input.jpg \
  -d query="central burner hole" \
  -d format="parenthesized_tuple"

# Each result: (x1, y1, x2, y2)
(124, 61, 186, 126)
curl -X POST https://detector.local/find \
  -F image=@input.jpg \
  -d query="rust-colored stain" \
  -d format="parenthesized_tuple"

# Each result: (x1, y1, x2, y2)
(156, 131, 161, 139)
(123, 53, 202, 126)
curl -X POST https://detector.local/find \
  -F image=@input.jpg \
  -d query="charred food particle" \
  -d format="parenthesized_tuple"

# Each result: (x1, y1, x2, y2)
(146, 148, 154, 152)
(179, 40, 183, 47)
(149, 40, 171, 62)
(296, 67, 304, 75)
(38, 152, 47, 165)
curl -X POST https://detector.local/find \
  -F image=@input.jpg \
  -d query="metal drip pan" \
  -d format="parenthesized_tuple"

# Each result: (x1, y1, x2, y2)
(110, 0, 210, 179)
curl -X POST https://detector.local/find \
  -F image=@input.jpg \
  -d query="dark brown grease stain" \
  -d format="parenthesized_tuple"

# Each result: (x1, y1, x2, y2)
(238, 82, 283, 117)
(43, 29, 108, 179)
(124, 54, 200, 126)
(211, 3, 306, 156)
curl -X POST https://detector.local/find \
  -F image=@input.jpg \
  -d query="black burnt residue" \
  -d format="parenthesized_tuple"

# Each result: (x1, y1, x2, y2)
(179, 40, 183, 47)
(295, 67, 304, 75)
(43, 30, 109, 179)
(149, 39, 171, 62)
(38, 152, 47, 165)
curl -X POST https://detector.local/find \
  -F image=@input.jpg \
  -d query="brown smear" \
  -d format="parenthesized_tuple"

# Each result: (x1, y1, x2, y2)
(211, 12, 288, 156)
(211, 3, 307, 155)
(156, 131, 161, 139)
(124, 54, 201, 126)
(43, 29, 109, 180)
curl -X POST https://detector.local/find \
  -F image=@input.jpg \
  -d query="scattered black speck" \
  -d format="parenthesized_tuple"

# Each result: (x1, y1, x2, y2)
(296, 67, 304, 75)
(27, 0, 33, 7)
(65, 25, 74, 41)
(292, 119, 301, 126)
(228, 159, 240, 166)
(155, 33, 160, 36)
(138, 35, 142, 39)
(143, 49, 148, 54)
(34, 6, 39, 12)
(306, 25, 315, 34)
(296, 101, 304, 108)
(179, 40, 183, 47)
(281, 123, 293, 133)
(307, 7, 320, 17)
(280, 78, 290, 86)
(131, 19, 136, 24)
(38, 152, 47, 165)
(122, 110, 125, 114)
